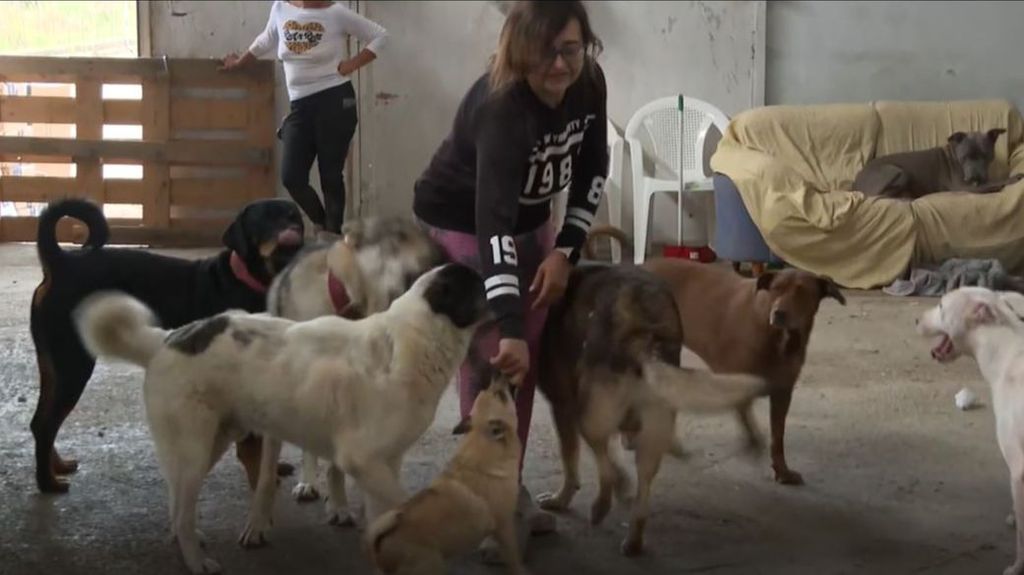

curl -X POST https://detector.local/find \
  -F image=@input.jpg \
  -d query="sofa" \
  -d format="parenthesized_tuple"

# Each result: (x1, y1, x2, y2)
(709, 99, 1024, 289)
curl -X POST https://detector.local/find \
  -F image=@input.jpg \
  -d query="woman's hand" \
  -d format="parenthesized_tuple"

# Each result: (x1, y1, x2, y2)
(337, 58, 359, 77)
(490, 338, 529, 386)
(219, 52, 248, 72)
(530, 250, 571, 310)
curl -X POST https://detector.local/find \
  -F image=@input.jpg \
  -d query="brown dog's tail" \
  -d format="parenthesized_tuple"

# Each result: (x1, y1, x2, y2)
(583, 225, 632, 261)
(365, 508, 402, 571)
(643, 360, 766, 413)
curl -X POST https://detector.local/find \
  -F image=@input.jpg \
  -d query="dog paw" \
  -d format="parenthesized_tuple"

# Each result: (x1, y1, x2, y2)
(52, 456, 79, 475)
(773, 468, 804, 486)
(327, 511, 356, 528)
(478, 537, 506, 566)
(536, 491, 570, 511)
(291, 482, 320, 502)
(620, 536, 644, 557)
(238, 518, 271, 548)
(613, 476, 634, 507)
(183, 554, 221, 575)
(40, 475, 71, 494)
(197, 558, 222, 575)
(590, 497, 612, 526)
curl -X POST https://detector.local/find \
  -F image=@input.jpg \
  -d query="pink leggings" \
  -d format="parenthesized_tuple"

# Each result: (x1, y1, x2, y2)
(419, 221, 555, 472)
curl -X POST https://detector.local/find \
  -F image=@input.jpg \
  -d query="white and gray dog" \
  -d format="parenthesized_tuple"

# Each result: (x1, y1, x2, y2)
(266, 216, 448, 511)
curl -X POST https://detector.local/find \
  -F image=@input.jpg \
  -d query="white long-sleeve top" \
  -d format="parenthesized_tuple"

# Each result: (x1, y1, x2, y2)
(248, 1, 388, 101)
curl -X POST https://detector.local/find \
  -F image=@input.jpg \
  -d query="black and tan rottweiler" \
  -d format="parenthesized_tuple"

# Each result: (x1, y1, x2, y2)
(29, 197, 304, 494)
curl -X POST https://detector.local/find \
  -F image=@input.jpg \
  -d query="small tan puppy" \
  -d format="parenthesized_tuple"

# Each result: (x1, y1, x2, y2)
(365, 374, 526, 575)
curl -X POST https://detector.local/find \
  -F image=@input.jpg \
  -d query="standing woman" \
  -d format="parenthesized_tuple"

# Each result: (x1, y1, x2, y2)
(222, 1, 387, 235)
(413, 0, 607, 557)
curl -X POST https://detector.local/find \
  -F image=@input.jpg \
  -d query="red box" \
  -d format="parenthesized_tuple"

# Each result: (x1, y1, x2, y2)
(662, 245, 716, 263)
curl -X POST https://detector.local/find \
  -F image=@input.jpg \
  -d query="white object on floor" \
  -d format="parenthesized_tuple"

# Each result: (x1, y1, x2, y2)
(954, 387, 980, 411)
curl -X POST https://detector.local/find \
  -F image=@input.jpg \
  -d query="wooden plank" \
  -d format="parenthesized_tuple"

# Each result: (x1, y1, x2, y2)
(0, 56, 163, 83)
(171, 97, 248, 131)
(170, 178, 253, 209)
(104, 180, 146, 204)
(246, 81, 274, 147)
(0, 137, 270, 165)
(0, 178, 145, 204)
(75, 80, 103, 140)
(141, 77, 171, 228)
(0, 153, 73, 163)
(172, 216, 234, 232)
(75, 79, 103, 205)
(0, 216, 72, 243)
(0, 95, 75, 123)
(0, 176, 74, 202)
(103, 100, 142, 124)
(89, 224, 224, 247)
(168, 59, 272, 89)
(245, 167, 274, 201)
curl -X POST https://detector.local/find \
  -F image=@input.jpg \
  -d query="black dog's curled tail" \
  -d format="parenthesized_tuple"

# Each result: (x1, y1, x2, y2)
(36, 198, 110, 269)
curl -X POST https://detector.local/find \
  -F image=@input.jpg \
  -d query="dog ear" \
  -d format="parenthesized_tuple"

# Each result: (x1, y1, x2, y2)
(818, 276, 846, 305)
(452, 417, 472, 435)
(987, 128, 1007, 144)
(948, 132, 968, 145)
(486, 419, 509, 440)
(221, 206, 252, 256)
(969, 301, 996, 325)
(756, 272, 775, 291)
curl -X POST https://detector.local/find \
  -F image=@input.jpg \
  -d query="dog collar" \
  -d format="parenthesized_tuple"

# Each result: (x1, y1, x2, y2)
(230, 251, 268, 294)
(328, 271, 356, 318)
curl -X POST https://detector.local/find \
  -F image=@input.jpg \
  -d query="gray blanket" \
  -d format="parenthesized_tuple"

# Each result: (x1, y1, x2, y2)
(884, 258, 1024, 297)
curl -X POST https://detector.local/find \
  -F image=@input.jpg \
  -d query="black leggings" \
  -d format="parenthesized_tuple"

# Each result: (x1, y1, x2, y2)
(279, 82, 358, 234)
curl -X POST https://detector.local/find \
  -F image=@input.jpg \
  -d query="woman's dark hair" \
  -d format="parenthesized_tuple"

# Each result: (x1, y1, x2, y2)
(488, 1, 603, 93)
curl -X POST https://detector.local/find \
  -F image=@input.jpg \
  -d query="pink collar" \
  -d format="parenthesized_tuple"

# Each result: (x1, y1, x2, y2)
(328, 271, 357, 318)
(230, 251, 268, 294)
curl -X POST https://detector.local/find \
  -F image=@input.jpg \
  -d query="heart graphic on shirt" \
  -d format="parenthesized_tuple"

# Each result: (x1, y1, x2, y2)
(283, 20, 325, 54)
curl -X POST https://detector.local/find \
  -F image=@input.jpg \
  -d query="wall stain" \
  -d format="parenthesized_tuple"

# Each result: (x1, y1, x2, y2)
(375, 92, 400, 105)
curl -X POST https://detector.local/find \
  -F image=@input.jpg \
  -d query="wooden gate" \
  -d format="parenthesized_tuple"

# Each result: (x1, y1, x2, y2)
(0, 56, 276, 246)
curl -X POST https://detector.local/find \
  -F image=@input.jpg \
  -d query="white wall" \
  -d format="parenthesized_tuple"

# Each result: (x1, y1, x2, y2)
(351, 1, 506, 218)
(767, 1, 1024, 111)
(359, 0, 764, 248)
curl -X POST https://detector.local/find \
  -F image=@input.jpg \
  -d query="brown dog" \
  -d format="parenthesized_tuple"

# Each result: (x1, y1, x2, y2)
(585, 227, 845, 485)
(535, 263, 766, 556)
(365, 374, 526, 575)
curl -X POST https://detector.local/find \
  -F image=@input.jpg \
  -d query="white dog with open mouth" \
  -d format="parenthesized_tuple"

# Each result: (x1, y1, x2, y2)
(74, 263, 489, 574)
(917, 286, 1024, 575)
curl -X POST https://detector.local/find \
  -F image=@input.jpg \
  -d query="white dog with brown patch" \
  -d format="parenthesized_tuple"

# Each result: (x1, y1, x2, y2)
(74, 263, 489, 574)
(917, 286, 1024, 575)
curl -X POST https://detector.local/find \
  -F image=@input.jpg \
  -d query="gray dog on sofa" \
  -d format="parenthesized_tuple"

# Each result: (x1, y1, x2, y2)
(854, 129, 1024, 199)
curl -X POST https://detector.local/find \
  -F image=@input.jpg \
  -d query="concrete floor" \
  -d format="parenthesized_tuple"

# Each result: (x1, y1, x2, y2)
(0, 242, 1017, 574)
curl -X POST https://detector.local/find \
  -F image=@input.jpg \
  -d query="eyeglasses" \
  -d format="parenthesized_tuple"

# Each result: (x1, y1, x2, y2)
(538, 42, 585, 67)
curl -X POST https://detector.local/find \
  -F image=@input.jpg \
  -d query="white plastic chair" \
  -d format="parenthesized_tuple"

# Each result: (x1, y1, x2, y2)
(606, 118, 624, 262)
(625, 95, 729, 263)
